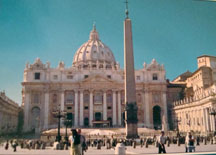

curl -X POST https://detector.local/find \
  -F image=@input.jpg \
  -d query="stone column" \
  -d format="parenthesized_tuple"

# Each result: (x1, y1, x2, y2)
(44, 92, 49, 130)
(0, 112, 2, 129)
(205, 108, 210, 132)
(163, 92, 169, 131)
(60, 91, 65, 127)
(144, 91, 150, 128)
(118, 91, 121, 126)
(210, 114, 214, 132)
(112, 91, 117, 126)
(74, 91, 78, 127)
(89, 91, 93, 126)
(212, 107, 216, 131)
(24, 93, 30, 131)
(103, 91, 107, 121)
(162, 92, 168, 131)
(212, 115, 216, 132)
(192, 110, 195, 131)
(80, 91, 84, 126)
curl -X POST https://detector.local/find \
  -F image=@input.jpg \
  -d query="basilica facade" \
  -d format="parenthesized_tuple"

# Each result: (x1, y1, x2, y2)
(22, 26, 168, 132)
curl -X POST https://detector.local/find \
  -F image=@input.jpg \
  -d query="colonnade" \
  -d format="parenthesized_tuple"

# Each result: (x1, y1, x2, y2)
(24, 89, 169, 132)
(176, 106, 215, 133)
(42, 90, 123, 129)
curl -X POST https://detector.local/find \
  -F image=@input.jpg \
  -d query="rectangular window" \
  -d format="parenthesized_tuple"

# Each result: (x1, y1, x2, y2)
(108, 106, 112, 110)
(84, 106, 88, 110)
(153, 73, 158, 80)
(65, 93, 74, 104)
(94, 93, 103, 104)
(136, 76, 140, 80)
(32, 93, 40, 104)
(107, 75, 111, 79)
(34, 72, 40, 80)
(67, 75, 73, 79)
(67, 107, 72, 110)
(84, 75, 89, 79)
(53, 75, 58, 80)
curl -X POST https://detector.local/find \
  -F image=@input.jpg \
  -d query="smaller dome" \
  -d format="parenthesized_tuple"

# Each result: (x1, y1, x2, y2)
(72, 24, 117, 70)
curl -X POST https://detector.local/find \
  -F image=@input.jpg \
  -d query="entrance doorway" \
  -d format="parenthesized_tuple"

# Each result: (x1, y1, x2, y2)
(31, 107, 40, 131)
(95, 112, 102, 121)
(122, 112, 125, 127)
(153, 105, 162, 130)
(108, 117, 112, 127)
(66, 113, 74, 127)
(84, 117, 89, 127)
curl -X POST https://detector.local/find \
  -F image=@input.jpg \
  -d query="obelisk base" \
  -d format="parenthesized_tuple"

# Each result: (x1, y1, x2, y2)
(126, 123, 139, 139)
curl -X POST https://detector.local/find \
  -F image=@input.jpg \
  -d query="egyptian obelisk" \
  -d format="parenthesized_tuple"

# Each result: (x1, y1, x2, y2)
(124, 0, 139, 139)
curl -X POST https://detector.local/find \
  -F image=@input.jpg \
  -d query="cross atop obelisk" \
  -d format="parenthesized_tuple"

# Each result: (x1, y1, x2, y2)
(124, 0, 139, 139)
(125, 0, 129, 18)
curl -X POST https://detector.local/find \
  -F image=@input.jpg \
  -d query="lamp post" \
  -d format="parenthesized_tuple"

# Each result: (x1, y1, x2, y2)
(64, 118, 72, 143)
(52, 106, 67, 143)
(175, 118, 181, 137)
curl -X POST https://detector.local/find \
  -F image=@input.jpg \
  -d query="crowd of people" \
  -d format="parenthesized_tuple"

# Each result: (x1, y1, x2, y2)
(1, 129, 216, 155)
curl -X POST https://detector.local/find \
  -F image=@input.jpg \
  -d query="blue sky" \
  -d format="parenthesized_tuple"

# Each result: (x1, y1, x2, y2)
(0, 0, 216, 104)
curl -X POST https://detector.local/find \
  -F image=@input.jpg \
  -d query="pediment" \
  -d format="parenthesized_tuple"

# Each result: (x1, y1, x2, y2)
(146, 59, 164, 71)
(30, 58, 46, 70)
(81, 75, 114, 84)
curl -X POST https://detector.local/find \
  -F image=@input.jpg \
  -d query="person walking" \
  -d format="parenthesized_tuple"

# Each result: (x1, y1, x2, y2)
(78, 129, 87, 155)
(4, 140, 9, 150)
(158, 131, 166, 154)
(185, 132, 195, 152)
(12, 140, 18, 152)
(69, 129, 81, 155)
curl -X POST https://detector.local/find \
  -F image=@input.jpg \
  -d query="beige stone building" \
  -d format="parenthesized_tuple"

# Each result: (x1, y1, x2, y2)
(0, 91, 19, 134)
(173, 55, 216, 134)
(22, 26, 168, 132)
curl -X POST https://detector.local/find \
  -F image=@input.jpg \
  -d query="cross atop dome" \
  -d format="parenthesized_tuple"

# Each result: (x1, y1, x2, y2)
(89, 22, 99, 40)
(93, 22, 96, 31)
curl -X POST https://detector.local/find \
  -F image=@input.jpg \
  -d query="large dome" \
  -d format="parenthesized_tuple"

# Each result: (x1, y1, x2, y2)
(72, 25, 117, 70)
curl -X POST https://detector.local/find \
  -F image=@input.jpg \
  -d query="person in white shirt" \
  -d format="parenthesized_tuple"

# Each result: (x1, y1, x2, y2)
(158, 131, 166, 154)
(185, 132, 195, 152)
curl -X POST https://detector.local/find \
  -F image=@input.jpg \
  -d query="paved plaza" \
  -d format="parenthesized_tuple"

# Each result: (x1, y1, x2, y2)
(1, 143, 216, 155)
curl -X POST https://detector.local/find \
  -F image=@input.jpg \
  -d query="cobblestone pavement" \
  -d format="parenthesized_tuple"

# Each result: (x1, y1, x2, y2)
(0, 143, 216, 155)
